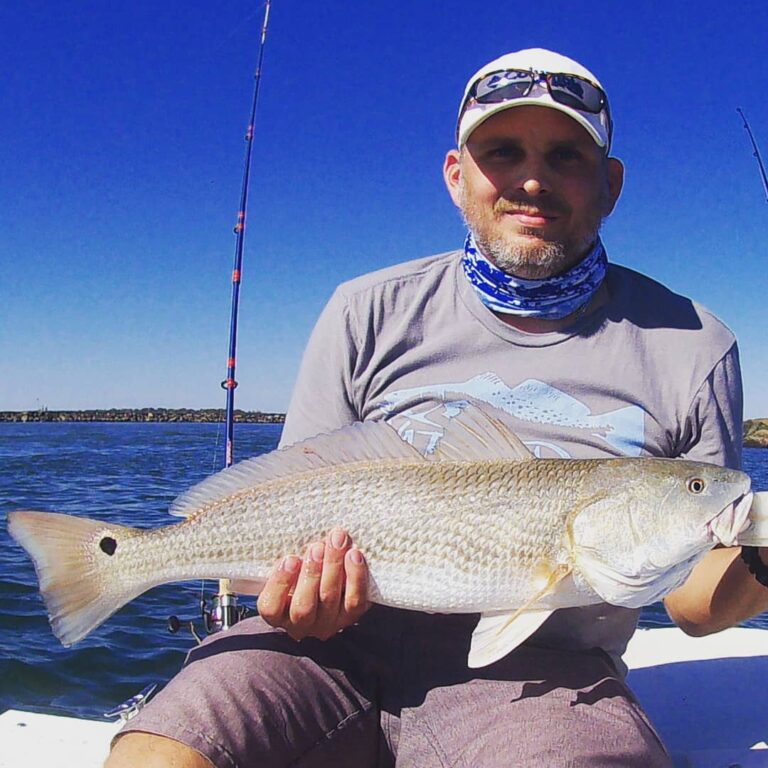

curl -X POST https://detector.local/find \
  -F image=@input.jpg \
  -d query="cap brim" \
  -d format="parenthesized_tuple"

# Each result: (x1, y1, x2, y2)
(458, 99, 608, 149)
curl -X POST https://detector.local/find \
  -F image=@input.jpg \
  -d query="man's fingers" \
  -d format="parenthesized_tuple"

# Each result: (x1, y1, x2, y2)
(257, 533, 369, 641)
(318, 530, 349, 608)
(257, 555, 301, 626)
(287, 542, 325, 633)
(340, 547, 370, 624)
(311, 529, 351, 638)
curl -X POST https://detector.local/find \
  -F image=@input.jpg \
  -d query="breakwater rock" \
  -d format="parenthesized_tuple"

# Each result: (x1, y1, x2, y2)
(3, 411, 767, 446)
(0, 408, 285, 424)
(744, 419, 768, 448)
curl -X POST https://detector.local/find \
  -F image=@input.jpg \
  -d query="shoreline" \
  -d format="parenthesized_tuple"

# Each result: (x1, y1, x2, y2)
(0, 409, 285, 424)
(744, 418, 768, 448)
(3, 412, 767, 447)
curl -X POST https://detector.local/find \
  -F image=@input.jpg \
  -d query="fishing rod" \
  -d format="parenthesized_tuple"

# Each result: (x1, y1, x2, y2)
(737, 107, 768, 203)
(168, 2, 273, 640)
(207, 0, 273, 634)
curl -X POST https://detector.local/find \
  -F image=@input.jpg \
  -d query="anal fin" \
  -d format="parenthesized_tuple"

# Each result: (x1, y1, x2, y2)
(229, 578, 264, 596)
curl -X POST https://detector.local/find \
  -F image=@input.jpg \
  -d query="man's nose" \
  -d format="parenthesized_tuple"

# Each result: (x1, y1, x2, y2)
(522, 177, 546, 196)
(515, 156, 551, 196)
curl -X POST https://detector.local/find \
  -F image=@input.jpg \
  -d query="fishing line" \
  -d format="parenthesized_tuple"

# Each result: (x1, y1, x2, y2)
(210, 2, 269, 56)
(211, 420, 223, 476)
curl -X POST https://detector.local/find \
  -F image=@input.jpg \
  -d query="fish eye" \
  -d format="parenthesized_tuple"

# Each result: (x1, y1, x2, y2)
(687, 477, 706, 494)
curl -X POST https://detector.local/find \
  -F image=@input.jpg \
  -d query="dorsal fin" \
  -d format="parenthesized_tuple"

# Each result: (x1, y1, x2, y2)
(169, 420, 424, 518)
(430, 402, 535, 462)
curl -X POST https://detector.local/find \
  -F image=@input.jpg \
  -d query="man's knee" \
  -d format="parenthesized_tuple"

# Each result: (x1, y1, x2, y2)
(105, 732, 214, 768)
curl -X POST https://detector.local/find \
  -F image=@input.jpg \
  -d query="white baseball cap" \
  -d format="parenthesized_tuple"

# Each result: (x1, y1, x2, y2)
(457, 48, 612, 149)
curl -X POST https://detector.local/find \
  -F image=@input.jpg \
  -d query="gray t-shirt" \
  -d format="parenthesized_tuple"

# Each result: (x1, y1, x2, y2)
(280, 250, 743, 670)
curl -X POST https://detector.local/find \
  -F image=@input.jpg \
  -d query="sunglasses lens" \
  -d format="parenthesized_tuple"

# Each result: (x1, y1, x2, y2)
(474, 70, 532, 104)
(547, 74, 605, 113)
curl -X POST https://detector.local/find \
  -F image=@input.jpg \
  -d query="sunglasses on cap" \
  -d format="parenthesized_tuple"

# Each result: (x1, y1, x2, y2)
(461, 68, 610, 120)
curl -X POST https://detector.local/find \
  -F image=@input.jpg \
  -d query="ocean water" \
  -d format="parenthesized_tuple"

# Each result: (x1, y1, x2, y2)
(1, 422, 766, 719)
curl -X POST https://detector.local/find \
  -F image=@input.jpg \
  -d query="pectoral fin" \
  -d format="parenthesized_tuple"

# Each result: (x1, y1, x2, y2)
(468, 563, 571, 668)
(469, 608, 554, 668)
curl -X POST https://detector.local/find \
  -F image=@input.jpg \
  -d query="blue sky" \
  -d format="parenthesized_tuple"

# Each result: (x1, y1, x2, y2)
(1, 0, 767, 417)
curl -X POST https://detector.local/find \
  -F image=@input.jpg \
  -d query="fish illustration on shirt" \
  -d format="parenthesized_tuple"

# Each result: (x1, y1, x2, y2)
(379, 373, 646, 457)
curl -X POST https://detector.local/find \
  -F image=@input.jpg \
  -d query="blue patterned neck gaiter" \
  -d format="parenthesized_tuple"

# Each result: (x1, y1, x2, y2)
(461, 233, 608, 320)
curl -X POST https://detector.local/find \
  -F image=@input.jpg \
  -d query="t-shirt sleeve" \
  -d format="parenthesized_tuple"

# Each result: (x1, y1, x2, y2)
(279, 288, 361, 447)
(677, 341, 743, 470)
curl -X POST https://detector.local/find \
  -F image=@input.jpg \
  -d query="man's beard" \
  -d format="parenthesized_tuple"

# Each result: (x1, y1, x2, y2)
(459, 185, 603, 280)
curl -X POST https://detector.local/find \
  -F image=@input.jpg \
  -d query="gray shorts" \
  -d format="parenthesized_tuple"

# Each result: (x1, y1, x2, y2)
(116, 607, 671, 768)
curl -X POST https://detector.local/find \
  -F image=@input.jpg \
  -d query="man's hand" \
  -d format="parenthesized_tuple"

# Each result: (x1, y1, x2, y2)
(257, 528, 370, 641)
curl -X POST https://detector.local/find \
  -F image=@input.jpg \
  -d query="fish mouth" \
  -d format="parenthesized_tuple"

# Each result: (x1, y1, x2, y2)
(707, 491, 754, 546)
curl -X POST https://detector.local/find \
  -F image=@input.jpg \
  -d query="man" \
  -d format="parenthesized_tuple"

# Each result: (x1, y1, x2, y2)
(108, 48, 768, 767)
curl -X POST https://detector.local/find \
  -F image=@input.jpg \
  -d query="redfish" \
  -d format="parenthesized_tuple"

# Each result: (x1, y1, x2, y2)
(7, 405, 758, 667)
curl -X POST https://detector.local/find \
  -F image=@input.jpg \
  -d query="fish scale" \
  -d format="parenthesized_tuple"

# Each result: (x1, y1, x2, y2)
(105, 459, 595, 613)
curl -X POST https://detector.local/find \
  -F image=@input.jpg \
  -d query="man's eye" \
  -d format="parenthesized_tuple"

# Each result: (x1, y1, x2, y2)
(486, 146, 522, 161)
(552, 148, 582, 162)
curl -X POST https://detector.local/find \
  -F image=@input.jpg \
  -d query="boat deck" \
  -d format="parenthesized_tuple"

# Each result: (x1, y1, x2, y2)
(626, 626, 768, 767)
(0, 709, 120, 768)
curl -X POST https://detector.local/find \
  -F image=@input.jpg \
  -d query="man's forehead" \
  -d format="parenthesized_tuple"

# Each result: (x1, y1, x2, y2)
(465, 105, 599, 147)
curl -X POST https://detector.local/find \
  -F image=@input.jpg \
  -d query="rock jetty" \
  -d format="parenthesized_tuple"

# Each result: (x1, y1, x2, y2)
(744, 419, 768, 448)
(3, 411, 767, 446)
(0, 408, 284, 424)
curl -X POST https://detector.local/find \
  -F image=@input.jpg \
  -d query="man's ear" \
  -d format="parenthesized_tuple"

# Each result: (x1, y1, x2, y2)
(602, 156, 625, 216)
(443, 148, 463, 209)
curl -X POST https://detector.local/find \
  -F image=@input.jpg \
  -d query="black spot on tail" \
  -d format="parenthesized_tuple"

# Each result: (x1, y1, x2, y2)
(99, 536, 117, 556)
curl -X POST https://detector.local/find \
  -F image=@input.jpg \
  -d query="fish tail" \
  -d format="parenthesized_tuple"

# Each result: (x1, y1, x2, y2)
(7, 509, 143, 646)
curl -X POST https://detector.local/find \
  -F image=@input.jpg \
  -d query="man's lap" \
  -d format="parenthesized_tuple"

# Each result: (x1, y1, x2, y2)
(113, 607, 670, 768)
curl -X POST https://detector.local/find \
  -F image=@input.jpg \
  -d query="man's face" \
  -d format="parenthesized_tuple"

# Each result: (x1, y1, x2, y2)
(443, 106, 624, 279)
